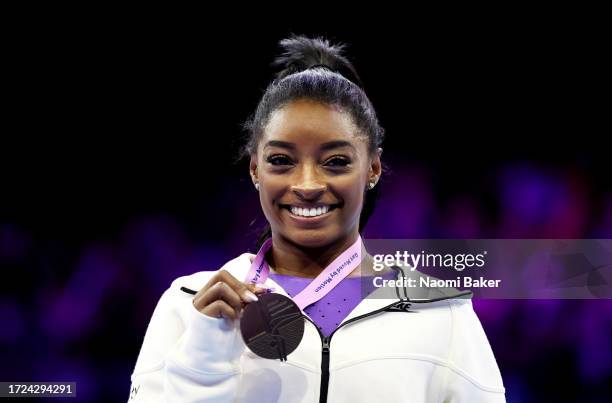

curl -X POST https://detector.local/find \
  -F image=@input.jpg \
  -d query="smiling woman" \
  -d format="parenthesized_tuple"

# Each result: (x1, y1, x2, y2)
(249, 99, 381, 255)
(128, 35, 505, 402)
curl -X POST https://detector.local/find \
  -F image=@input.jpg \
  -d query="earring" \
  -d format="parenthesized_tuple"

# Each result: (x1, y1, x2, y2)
(255, 183, 260, 191)
(368, 181, 376, 190)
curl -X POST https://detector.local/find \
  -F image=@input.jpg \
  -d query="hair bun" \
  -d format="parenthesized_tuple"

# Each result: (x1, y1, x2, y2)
(272, 34, 363, 88)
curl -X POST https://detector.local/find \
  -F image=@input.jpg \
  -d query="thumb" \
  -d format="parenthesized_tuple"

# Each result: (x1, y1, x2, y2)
(246, 283, 274, 294)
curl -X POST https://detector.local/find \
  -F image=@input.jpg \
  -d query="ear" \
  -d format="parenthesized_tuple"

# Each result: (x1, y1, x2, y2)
(368, 147, 383, 183)
(249, 153, 258, 185)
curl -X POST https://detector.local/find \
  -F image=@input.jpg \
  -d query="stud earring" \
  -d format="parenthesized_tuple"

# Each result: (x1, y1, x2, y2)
(255, 183, 260, 191)
(368, 181, 376, 190)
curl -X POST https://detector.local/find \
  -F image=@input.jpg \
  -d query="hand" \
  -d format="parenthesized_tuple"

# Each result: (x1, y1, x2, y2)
(193, 269, 269, 320)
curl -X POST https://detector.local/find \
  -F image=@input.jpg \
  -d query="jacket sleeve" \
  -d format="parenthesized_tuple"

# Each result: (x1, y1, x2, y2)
(128, 281, 246, 402)
(441, 299, 506, 403)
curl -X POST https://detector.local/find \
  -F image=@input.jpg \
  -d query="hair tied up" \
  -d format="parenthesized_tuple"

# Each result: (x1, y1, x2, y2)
(271, 34, 364, 89)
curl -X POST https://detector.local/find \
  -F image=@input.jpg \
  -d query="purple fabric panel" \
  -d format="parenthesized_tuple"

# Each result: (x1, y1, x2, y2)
(269, 269, 397, 337)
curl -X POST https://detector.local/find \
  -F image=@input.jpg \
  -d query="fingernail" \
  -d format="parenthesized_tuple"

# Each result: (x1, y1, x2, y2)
(255, 286, 275, 294)
(243, 290, 259, 302)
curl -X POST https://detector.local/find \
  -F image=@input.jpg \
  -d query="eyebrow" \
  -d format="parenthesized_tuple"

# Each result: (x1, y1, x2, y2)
(264, 140, 356, 151)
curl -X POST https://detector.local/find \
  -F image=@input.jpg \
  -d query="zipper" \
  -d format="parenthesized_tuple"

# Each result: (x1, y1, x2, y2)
(320, 336, 330, 403)
(303, 291, 472, 402)
(304, 300, 402, 403)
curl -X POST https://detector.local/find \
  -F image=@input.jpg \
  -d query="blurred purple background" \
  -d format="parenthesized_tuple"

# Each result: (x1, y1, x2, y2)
(2, 18, 610, 402)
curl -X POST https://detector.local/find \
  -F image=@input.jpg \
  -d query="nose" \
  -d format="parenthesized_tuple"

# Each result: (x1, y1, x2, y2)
(291, 163, 326, 199)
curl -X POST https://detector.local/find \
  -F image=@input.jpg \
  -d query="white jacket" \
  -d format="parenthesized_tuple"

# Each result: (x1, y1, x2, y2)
(128, 252, 506, 402)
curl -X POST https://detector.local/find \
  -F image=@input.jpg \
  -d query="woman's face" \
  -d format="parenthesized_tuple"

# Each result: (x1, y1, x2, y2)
(250, 99, 381, 248)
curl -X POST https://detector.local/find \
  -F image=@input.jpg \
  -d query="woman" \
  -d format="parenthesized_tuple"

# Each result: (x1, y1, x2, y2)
(128, 35, 505, 402)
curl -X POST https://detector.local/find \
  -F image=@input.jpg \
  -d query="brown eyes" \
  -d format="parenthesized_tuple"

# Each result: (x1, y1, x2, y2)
(267, 155, 292, 166)
(266, 155, 351, 167)
(325, 157, 350, 167)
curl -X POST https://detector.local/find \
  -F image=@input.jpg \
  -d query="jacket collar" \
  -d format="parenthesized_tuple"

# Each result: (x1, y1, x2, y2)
(222, 253, 471, 325)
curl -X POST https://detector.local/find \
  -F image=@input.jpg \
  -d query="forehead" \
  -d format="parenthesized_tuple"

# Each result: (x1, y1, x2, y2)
(262, 99, 362, 147)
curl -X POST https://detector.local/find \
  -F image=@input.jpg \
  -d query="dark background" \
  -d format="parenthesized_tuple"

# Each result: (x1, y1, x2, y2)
(1, 12, 611, 402)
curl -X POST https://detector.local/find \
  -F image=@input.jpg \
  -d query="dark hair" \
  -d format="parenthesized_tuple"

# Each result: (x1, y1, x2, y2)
(239, 35, 386, 250)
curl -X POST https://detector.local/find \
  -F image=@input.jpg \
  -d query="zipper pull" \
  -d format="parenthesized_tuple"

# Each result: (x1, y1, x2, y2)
(322, 337, 330, 354)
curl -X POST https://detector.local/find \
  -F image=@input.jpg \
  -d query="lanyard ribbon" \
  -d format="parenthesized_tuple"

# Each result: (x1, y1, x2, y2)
(244, 235, 364, 310)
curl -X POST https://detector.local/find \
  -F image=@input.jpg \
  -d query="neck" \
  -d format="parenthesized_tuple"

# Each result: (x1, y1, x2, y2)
(267, 230, 363, 279)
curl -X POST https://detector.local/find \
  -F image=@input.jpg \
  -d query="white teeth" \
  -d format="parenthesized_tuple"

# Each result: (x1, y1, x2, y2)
(290, 205, 331, 217)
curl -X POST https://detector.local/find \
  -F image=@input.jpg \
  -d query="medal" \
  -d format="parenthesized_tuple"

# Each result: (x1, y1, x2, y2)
(240, 235, 363, 360)
(240, 293, 304, 361)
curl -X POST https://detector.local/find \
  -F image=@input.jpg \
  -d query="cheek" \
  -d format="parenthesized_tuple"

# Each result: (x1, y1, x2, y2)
(336, 178, 366, 209)
(258, 193, 281, 227)
(259, 179, 286, 211)
(345, 187, 365, 211)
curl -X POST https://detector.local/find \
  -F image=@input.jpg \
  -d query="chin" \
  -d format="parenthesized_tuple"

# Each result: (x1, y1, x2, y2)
(285, 230, 338, 249)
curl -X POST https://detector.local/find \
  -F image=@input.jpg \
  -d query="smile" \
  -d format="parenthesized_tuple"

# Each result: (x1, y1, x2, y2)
(280, 204, 340, 218)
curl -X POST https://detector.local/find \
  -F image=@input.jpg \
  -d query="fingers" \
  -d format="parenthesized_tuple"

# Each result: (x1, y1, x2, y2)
(201, 300, 239, 320)
(201, 270, 262, 303)
(194, 270, 272, 319)
(194, 281, 244, 314)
